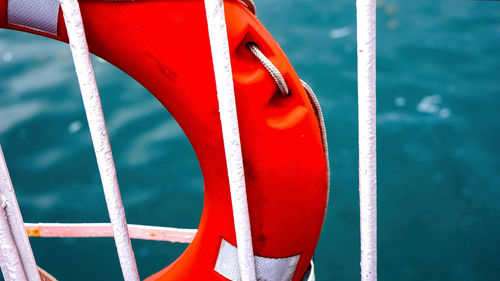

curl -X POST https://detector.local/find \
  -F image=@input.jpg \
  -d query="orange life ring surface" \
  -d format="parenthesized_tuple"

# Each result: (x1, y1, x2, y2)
(0, 1, 329, 280)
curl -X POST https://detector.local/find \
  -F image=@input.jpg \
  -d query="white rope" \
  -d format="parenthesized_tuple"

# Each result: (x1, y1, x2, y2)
(59, 1, 140, 280)
(301, 80, 330, 199)
(0, 195, 27, 281)
(238, 0, 256, 15)
(25, 223, 197, 243)
(203, 1, 257, 281)
(0, 146, 40, 281)
(247, 42, 289, 96)
(356, 0, 377, 280)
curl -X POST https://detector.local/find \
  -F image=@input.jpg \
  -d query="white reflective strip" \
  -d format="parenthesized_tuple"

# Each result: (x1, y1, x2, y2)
(0, 146, 41, 281)
(203, 1, 257, 281)
(215, 240, 300, 281)
(25, 223, 197, 243)
(7, 0, 60, 35)
(59, 1, 140, 281)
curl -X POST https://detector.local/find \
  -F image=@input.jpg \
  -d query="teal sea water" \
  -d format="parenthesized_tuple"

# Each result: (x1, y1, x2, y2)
(1, 0, 499, 280)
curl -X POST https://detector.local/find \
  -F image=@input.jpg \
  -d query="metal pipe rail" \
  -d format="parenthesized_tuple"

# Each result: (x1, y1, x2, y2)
(0, 0, 378, 281)
(356, 0, 378, 280)
(60, 1, 140, 280)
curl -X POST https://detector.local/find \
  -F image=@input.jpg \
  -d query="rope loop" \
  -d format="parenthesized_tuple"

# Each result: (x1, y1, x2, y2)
(238, 0, 257, 15)
(247, 42, 290, 96)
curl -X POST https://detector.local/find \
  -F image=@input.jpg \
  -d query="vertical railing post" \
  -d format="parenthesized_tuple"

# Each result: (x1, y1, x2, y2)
(203, 1, 257, 281)
(356, 0, 377, 280)
(59, 1, 140, 280)
(0, 195, 27, 281)
(0, 146, 40, 281)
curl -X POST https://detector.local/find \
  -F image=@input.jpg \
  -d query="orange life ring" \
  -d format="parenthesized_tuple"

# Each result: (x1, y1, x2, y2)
(0, 1, 329, 280)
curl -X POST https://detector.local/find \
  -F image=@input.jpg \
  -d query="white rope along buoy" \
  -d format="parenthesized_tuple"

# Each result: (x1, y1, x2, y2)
(300, 81, 326, 281)
(301, 80, 330, 199)
(238, 0, 256, 15)
(203, 1, 257, 281)
(356, 0, 377, 280)
(59, 1, 140, 280)
(0, 146, 40, 281)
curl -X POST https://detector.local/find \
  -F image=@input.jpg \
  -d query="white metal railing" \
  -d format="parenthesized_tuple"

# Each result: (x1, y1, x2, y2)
(24, 223, 196, 243)
(1, 0, 378, 280)
(356, 0, 378, 280)
(59, 0, 140, 280)
(0, 193, 27, 281)
(2, 0, 257, 280)
(0, 146, 40, 281)
(203, 0, 257, 281)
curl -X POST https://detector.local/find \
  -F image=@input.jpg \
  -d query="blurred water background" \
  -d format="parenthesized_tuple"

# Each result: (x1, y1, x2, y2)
(0, 0, 499, 280)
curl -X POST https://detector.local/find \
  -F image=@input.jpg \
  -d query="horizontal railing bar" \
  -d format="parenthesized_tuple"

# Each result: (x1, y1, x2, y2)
(24, 223, 196, 243)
